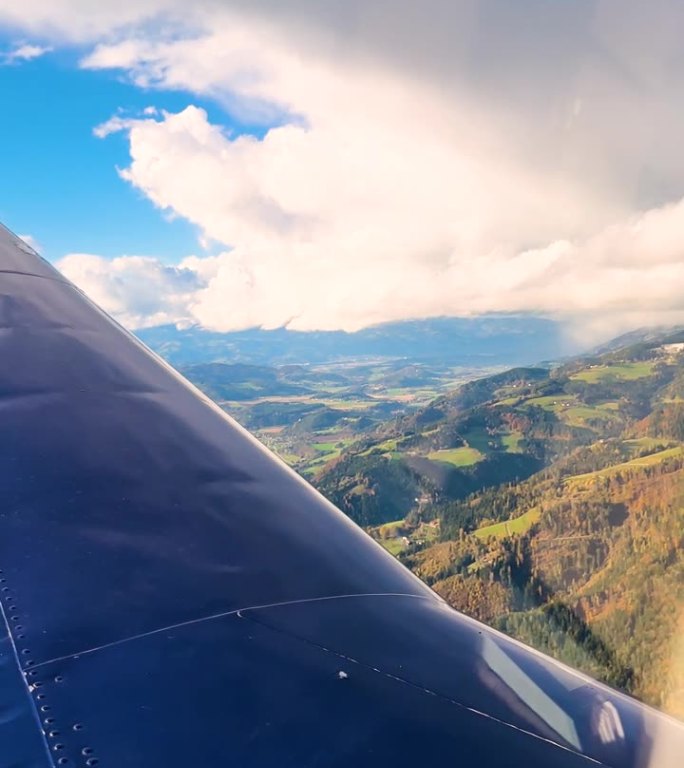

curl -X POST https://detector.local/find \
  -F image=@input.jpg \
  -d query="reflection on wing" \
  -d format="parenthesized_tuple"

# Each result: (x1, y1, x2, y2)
(481, 634, 582, 749)
(0, 222, 683, 767)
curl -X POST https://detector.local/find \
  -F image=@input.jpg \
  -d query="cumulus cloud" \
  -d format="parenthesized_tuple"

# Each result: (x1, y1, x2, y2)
(0, 1, 193, 42)
(5, 1, 684, 335)
(56, 193, 684, 337)
(56, 253, 206, 329)
(90, 98, 604, 332)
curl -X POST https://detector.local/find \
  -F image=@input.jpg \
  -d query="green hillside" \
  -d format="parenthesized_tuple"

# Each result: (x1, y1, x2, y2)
(313, 333, 684, 717)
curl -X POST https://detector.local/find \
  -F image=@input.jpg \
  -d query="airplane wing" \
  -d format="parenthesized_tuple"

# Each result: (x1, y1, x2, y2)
(1, 222, 682, 768)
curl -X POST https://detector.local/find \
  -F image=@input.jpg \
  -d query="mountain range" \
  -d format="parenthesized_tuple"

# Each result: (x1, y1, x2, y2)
(137, 315, 572, 367)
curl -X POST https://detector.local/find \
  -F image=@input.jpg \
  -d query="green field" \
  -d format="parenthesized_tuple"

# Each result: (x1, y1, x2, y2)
(501, 432, 524, 453)
(570, 362, 655, 383)
(521, 396, 618, 427)
(561, 406, 619, 427)
(525, 395, 576, 411)
(379, 538, 408, 555)
(460, 427, 492, 453)
(372, 518, 438, 555)
(428, 447, 484, 467)
(473, 507, 541, 540)
(373, 519, 410, 557)
(359, 438, 400, 456)
(313, 442, 339, 452)
(568, 445, 684, 483)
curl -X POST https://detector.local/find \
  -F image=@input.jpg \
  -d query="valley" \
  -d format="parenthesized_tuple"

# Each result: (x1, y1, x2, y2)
(191, 359, 503, 477)
(158, 322, 684, 719)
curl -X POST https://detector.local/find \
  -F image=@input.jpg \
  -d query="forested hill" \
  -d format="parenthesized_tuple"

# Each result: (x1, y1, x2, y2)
(315, 332, 684, 526)
(313, 330, 684, 717)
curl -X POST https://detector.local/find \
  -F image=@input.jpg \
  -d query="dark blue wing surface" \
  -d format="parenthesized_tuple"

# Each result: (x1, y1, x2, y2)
(1, 223, 682, 767)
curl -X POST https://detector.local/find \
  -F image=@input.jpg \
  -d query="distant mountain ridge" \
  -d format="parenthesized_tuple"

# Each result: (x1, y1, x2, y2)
(137, 315, 572, 367)
(591, 325, 684, 355)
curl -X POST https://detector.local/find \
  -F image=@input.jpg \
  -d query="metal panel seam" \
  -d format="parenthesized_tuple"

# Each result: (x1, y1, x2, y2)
(0, 592, 55, 767)
(237, 611, 609, 767)
(27, 592, 438, 672)
(0, 269, 69, 284)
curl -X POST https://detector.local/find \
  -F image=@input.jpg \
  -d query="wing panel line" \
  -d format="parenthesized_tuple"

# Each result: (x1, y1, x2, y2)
(0, 269, 69, 283)
(237, 611, 607, 767)
(27, 592, 436, 671)
(0, 590, 55, 767)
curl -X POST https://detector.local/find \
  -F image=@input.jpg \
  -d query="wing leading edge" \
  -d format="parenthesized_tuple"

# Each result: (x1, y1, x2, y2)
(0, 223, 682, 768)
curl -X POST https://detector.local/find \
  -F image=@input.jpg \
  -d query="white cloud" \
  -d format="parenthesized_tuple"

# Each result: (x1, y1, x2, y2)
(56, 192, 684, 340)
(0, 1, 192, 42)
(56, 252, 206, 329)
(6, 1, 684, 335)
(1, 42, 51, 64)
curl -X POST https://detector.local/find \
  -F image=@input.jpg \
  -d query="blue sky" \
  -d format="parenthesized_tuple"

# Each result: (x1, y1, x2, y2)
(0, 48, 241, 261)
(1, 2, 684, 338)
